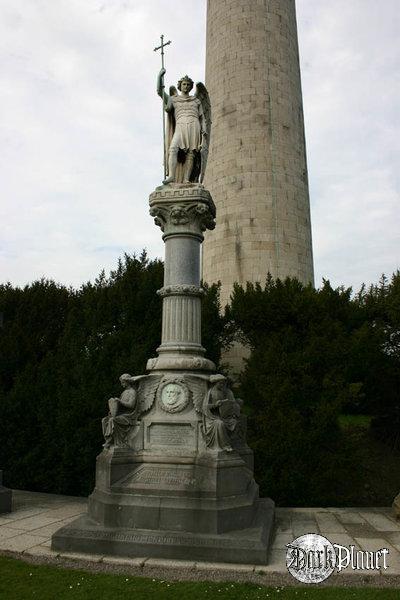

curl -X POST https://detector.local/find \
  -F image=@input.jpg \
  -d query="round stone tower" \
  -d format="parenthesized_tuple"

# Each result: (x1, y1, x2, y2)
(202, 0, 314, 309)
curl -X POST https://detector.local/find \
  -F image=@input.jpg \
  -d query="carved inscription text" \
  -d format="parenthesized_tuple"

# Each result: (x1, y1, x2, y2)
(149, 423, 195, 447)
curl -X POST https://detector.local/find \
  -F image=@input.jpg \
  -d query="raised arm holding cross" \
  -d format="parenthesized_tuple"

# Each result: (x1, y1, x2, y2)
(154, 35, 171, 181)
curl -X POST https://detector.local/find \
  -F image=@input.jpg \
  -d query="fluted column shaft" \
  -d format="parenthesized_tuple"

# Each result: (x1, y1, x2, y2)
(161, 293, 202, 347)
(147, 184, 216, 372)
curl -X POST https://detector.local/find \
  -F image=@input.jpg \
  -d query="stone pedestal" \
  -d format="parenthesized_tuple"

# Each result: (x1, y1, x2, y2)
(52, 184, 274, 564)
(0, 471, 12, 513)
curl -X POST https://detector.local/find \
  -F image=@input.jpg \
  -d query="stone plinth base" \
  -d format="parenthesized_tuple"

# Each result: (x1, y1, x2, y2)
(52, 498, 274, 564)
(0, 471, 12, 513)
(87, 448, 260, 536)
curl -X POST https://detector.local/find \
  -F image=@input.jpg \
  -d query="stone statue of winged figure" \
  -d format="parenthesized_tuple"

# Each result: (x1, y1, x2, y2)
(157, 68, 211, 185)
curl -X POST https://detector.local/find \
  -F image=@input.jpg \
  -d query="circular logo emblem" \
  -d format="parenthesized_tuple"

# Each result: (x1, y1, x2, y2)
(286, 534, 336, 584)
(158, 380, 189, 413)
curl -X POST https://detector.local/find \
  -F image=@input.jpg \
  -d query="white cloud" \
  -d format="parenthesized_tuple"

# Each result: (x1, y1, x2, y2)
(297, 0, 400, 290)
(0, 0, 398, 292)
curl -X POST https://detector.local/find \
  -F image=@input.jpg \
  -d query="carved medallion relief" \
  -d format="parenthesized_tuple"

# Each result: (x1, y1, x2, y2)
(158, 379, 189, 413)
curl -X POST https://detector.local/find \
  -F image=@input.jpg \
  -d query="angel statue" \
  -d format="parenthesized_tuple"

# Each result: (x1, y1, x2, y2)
(157, 68, 211, 185)
(102, 373, 143, 449)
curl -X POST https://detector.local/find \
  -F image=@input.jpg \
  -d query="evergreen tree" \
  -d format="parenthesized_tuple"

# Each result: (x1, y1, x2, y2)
(0, 254, 224, 495)
(228, 277, 366, 505)
(353, 272, 400, 446)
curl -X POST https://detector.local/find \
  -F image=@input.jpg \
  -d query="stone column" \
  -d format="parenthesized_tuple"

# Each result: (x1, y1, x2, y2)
(51, 181, 275, 564)
(147, 184, 216, 372)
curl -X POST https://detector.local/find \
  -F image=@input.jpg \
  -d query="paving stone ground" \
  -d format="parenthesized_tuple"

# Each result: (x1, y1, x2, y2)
(1, 490, 400, 588)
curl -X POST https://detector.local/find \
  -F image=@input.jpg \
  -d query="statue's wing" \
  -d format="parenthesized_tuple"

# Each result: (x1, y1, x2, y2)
(195, 82, 212, 183)
(185, 375, 209, 414)
(130, 375, 147, 383)
(138, 375, 162, 414)
(195, 82, 211, 131)
(169, 85, 178, 96)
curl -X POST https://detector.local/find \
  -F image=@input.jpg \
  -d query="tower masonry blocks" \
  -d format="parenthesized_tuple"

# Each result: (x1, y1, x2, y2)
(203, 0, 314, 308)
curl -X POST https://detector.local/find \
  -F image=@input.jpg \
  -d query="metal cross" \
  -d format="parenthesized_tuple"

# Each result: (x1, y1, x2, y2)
(154, 35, 172, 180)
(154, 34, 171, 70)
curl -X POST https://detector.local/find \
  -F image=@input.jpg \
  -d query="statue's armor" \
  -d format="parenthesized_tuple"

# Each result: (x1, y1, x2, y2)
(168, 96, 202, 151)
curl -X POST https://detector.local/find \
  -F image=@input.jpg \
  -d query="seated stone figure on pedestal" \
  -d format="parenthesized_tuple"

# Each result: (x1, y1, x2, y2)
(102, 374, 141, 448)
(201, 374, 243, 452)
(157, 68, 211, 185)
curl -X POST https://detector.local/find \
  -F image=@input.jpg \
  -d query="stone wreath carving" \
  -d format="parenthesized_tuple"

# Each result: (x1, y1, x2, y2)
(157, 285, 204, 297)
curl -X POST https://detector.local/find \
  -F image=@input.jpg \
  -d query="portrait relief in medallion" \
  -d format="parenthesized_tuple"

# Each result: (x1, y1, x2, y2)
(158, 379, 189, 413)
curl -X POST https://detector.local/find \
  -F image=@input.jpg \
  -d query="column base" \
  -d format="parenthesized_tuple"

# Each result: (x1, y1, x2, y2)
(147, 342, 216, 372)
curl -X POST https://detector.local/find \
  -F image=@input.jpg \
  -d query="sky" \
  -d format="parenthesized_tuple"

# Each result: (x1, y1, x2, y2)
(1, 0, 399, 293)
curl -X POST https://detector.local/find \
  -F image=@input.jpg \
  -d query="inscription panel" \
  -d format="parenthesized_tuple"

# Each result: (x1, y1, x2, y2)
(130, 467, 194, 487)
(147, 422, 195, 448)
(60, 527, 258, 549)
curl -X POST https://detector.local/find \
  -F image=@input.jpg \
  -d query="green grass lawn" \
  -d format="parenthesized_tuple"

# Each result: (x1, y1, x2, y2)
(0, 556, 398, 600)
